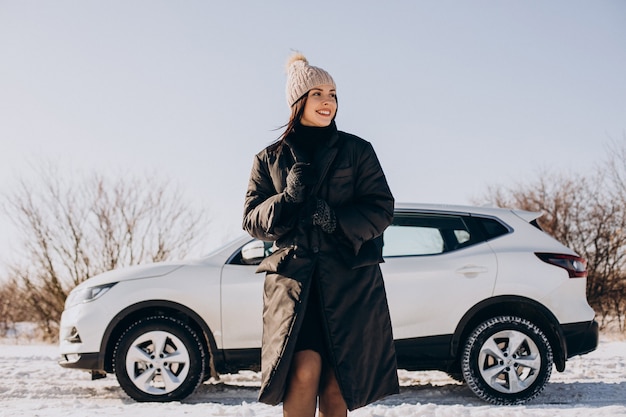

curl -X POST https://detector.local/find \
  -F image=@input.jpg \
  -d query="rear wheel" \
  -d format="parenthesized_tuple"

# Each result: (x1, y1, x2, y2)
(113, 315, 206, 402)
(461, 315, 553, 405)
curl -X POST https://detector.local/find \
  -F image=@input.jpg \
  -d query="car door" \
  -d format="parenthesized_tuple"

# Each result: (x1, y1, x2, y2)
(219, 240, 265, 350)
(382, 212, 498, 340)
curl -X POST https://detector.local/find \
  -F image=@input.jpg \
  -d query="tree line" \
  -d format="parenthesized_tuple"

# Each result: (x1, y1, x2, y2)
(0, 166, 206, 340)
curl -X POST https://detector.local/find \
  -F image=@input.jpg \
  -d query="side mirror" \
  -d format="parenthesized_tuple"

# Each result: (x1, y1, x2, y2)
(241, 240, 267, 265)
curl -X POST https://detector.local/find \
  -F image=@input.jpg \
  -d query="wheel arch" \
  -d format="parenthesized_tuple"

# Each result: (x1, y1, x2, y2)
(450, 295, 567, 372)
(100, 300, 220, 378)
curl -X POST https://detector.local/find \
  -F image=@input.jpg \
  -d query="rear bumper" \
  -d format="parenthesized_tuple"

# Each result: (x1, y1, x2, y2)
(562, 320, 599, 358)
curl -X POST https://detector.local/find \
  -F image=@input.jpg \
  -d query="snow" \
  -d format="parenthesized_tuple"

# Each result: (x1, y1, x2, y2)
(0, 334, 625, 417)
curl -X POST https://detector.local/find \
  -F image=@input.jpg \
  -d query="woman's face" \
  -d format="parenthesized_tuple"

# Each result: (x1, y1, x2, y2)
(300, 84, 337, 127)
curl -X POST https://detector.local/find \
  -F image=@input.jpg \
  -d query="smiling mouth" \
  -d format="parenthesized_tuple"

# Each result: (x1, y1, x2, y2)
(317, 110, 332, 116)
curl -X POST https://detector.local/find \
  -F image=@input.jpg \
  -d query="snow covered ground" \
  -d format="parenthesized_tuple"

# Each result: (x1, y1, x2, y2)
(0, 333, 624, 417)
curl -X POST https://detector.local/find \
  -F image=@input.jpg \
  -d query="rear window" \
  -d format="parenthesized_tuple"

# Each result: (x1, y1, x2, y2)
(476, 217, 510, 240)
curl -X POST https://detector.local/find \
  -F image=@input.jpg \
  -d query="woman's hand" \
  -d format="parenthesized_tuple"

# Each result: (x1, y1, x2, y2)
(312, 199, 336, 234)
(284, 163, 315, 203)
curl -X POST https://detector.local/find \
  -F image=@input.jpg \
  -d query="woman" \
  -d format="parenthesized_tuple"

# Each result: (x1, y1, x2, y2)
(243, 53, 399, 416)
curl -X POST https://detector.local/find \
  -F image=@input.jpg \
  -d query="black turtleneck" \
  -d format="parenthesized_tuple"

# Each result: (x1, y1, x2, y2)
(289, 121, 336, 163)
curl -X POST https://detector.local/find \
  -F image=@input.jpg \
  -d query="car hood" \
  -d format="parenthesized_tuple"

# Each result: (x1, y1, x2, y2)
(75, 262, 185, 289)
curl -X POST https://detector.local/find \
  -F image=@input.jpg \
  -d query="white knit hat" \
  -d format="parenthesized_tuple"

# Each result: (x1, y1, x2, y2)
(285, 53, 335, 107)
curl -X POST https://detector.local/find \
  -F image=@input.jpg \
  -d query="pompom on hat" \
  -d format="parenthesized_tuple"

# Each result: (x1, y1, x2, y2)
(285, 52, 335, 107)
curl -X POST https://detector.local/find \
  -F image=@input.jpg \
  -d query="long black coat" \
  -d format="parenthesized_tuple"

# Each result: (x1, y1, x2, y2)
(242, 127, 399, 410)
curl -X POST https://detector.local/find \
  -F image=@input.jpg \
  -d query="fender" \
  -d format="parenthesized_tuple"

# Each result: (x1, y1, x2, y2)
(451, 295, 567, 371)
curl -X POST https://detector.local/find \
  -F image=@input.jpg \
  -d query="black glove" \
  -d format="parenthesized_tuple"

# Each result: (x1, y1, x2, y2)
(284, 163, 315, 203)
(312, 199, 337, 234)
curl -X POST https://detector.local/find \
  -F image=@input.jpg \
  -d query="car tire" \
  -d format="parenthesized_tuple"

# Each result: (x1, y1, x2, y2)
(113, 315, 206, 402)
(446, 371, 465, 384)
(461, 315, 553, 405)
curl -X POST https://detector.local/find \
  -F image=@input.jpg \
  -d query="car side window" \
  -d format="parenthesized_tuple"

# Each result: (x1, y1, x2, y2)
(383, 213, 476, 257)
(477, 217, 510, 240)
(383, 225, 444, 256)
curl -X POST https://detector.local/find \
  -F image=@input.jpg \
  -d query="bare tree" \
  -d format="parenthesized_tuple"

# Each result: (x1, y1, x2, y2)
(602, 137, 626, 329)
(605, 137, 626, 199)
(1, 165, 207, 339)
(0, 278, 28, 337)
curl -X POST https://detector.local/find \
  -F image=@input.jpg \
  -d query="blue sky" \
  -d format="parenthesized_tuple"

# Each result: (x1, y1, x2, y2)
(1, 1, 625, 259)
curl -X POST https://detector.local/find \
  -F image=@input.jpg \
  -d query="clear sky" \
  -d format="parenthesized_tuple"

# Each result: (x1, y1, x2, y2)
(1, 1, 625, 260)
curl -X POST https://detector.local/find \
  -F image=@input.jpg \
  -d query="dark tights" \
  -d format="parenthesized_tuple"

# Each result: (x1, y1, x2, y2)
(283, 350, 347, 417)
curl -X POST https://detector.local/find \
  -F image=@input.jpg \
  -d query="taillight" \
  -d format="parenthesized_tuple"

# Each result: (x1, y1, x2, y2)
(535, 253, 587, 278)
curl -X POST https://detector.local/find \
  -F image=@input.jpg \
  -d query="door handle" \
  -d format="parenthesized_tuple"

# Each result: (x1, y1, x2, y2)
(456, 265, 489, 278)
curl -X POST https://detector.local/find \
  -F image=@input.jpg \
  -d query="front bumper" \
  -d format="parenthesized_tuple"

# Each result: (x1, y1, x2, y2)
(58, 351, 102, 371)
(562, 320, 599, 358)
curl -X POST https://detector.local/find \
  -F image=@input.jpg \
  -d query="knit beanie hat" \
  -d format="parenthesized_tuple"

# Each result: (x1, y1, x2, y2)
(285, 53, 336, 107)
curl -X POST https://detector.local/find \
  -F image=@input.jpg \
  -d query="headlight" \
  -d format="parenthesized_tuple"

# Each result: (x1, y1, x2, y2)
(65, 283, 117, 309)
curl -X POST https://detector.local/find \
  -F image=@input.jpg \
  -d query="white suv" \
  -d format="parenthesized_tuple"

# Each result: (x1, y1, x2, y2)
(58, 203, 598, 405)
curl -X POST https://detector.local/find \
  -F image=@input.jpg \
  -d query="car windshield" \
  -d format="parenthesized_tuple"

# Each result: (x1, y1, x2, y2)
(200, 234, 251, 259)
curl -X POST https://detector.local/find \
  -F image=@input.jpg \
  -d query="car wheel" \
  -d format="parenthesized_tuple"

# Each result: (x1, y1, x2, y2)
(461, 315, 553, 405)
(113, 315, 206, 402)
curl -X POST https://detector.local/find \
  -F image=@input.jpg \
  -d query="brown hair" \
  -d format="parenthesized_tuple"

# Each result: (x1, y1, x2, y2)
(277, 94, 308, 142)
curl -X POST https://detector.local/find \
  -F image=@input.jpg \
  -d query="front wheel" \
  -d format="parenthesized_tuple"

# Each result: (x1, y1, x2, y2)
(113, 315, 206, 402)
(461, 316, 553, 405)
